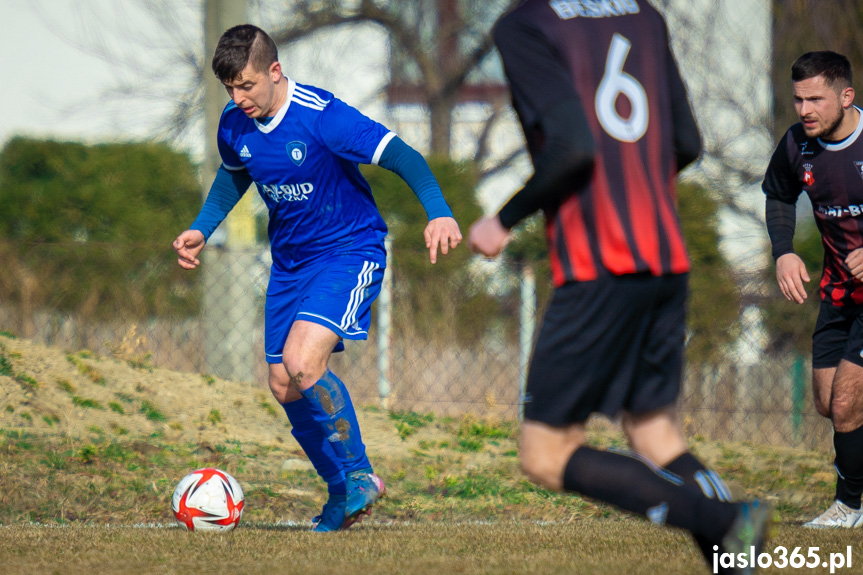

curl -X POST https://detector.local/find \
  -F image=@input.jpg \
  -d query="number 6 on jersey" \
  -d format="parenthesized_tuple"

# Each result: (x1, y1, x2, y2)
(595, 33, 649, 143)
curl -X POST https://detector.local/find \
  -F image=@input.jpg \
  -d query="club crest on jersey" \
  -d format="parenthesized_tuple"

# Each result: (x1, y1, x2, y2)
(855, 161, 863, 181)
(287, 141, 307, 166)
(803, 163, 814, 186)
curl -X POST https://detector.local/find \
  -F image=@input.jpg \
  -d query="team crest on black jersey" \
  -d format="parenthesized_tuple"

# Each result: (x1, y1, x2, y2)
(855, 161, 863, 181)
(803, 163, 814, 186)
(287, 141, 307, 166)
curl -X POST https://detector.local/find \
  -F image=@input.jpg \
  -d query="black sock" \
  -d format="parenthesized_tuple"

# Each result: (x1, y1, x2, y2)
(833, 425, 863, 509)
(562, 446, 736, 543)
(665, 452, 732, 501)
(665, 452, 733, 569)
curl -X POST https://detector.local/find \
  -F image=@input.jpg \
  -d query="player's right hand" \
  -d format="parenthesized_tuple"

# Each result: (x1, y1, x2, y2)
(845, 248, 863, 281)
(467, 215, 511, 258)
(173, 230, 206, 270)
(776, 253, 809, 304)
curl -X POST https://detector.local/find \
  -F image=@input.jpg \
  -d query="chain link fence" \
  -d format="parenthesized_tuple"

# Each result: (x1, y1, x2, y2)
(0, 238, 832, 451)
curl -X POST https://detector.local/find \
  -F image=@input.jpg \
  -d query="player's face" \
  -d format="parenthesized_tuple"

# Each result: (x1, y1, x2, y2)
(793, 75, 854, 140)
(223, 61, 283, 119)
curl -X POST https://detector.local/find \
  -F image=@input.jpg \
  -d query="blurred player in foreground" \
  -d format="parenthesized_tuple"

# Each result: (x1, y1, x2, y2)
(173, 24, 461, 531)
(469, 2, 768, 572)
(763, 50, 863, 528)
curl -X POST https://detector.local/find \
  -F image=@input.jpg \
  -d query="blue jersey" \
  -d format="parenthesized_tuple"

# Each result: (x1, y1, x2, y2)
(217, 78, 394, 276)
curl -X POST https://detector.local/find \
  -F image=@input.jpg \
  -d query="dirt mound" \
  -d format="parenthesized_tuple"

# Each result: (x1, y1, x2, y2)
(0, 334, 414, 455)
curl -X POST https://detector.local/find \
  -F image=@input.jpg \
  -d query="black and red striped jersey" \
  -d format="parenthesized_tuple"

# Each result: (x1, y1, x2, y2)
(494, 0, 698, 286)
(763, 109, 863, 307)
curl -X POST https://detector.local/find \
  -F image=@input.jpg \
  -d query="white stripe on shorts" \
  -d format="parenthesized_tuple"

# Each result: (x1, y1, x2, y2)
(341, 261, 379, 330)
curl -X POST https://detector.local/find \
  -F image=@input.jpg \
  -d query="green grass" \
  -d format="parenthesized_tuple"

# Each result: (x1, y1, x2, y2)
(126, 353, 154, 371)
(0, 406, 846, 575)
(207, 409, 222, 425)
(56, 379, 76, 394)
(41, 414, 60, 427)
(0, 523, 855, 575)
(139, 400, 165, 422)
(72, 396, 104, 410)
(390, 410, 435, 440)
(66, 354, 107, 385)
(14, 373, 39, 390)
(257, 395, 279, 417)
(0, 355, 13, 377)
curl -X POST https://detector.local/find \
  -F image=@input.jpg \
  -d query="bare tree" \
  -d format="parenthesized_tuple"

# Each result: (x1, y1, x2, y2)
(266, 0, 516, 163)
(33, 0, 205, 146)
(38, 0, 525, 182)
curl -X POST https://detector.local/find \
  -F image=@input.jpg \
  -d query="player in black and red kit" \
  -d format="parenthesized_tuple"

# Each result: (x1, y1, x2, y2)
(469, 1, 768, 572)
(763, 51, 863, 528)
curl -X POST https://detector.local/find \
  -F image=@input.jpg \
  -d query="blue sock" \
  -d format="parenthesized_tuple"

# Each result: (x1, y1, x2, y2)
(300, 369, 371, 475)
(281, 398, 346, 495)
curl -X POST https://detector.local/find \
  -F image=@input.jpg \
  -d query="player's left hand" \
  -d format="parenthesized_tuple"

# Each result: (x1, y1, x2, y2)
(424, 216, 462, 264)
(467, 216, 510, 258)
(846, 248, 863, 281)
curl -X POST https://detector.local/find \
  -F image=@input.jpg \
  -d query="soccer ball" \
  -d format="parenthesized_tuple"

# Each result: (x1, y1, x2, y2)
(171, 468, 244, 531)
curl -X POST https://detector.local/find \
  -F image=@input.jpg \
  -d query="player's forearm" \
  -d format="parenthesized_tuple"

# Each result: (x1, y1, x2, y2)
(190, 165, 252, 240)
(672, 108, 701, 171)
(378, 136, 453, 220)
(667, 53, 702, 171)
(765, 197, 797, 260)
(498, 98, 595, 229)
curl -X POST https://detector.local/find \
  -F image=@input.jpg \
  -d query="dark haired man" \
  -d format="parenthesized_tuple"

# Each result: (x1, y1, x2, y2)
(763, 50, 863, 528)
(468, 1, 768, 572)
(173, 24, 462, 531)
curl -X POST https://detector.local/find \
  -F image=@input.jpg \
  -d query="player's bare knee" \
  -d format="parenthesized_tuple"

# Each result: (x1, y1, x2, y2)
(814, 397, 832, 419)
(282, 356, 325, 392)
(519, 449, 565, 491)
(267, 370, 292, 403)
(621, 414, 639, 442)
(831, 396, 863, 431)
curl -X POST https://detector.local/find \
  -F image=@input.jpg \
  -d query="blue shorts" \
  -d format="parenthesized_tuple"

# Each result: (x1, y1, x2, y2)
(265, 253, 385, 364)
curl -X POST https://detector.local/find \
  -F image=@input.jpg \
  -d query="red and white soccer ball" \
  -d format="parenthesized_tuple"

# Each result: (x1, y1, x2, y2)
(172, 468, 244, 532)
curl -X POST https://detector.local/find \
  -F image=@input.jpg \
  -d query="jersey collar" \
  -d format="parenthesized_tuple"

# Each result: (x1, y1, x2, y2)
(818, 106, 863, 151)
(254, 78, 295, 134)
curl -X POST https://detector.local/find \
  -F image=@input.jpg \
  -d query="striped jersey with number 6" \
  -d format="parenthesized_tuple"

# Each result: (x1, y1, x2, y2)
(495, 1, 696, 285)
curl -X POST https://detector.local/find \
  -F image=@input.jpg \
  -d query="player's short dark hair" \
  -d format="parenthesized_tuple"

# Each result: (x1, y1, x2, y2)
(212, 24, 278, 83)
(791, 51, 852, 90)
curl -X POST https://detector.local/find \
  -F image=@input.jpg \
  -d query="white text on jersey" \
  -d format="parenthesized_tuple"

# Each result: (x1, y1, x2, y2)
(240, 145, 252, 158)
(817, 204, 863, 218)
(261, 183, 314, 203)
(550, 0, 639, 20)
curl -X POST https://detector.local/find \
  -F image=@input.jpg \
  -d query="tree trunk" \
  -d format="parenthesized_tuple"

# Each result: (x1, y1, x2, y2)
(429, 95, 455, 157)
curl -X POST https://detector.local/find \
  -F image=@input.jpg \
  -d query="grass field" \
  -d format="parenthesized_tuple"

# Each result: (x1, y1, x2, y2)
(0, 523, 857, 575)
(0, 333, 860, 574)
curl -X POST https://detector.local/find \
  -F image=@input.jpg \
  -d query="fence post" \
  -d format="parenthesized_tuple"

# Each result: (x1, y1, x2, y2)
(201, 0, 254, 382)
(792, 354, 805, 444)
(377, 235, 394, 410)
(519, 262, 536, 421)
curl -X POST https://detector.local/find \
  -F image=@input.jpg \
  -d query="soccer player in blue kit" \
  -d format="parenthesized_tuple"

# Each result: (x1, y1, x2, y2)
(172, 24, 462, 532)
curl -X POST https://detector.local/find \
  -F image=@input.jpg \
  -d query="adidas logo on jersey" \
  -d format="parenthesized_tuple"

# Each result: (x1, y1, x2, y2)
(240, 145, 252, 158)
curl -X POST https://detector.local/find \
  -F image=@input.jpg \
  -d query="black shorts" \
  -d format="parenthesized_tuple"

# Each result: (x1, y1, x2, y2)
(812, 301, 863, 369)
(523, 273, 687, 426)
